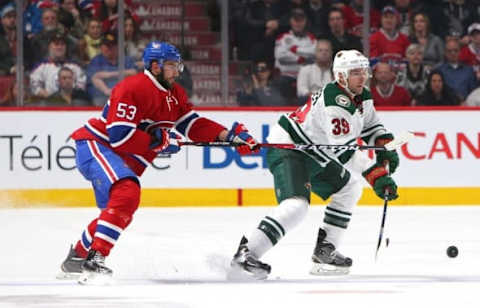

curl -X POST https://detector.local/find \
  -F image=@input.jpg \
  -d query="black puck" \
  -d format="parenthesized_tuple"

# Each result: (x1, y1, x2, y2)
(447, 245, 458, 258)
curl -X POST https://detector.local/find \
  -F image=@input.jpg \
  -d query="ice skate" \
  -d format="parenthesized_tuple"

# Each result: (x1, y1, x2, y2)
(78, 249, 113, 285)
(229, 236, 271, 280)
(310, 229, 352, 276)
(56, 245, 85, 280)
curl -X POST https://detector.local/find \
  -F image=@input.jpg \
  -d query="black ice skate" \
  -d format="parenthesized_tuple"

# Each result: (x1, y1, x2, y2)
(57, 245, 85, 280)
(310, 228, 352, 276)
(230, 236, 271, 280)
(78, 249, 113, 285)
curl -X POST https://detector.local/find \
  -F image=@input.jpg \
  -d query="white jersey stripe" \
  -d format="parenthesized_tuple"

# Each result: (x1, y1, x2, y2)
(95, 232, 117, 245)
(97, 220, 123, 233)
(87, 141, 118, 183)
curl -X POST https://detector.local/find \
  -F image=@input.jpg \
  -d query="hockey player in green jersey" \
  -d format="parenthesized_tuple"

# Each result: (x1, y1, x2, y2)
(231, 50, 400, 279)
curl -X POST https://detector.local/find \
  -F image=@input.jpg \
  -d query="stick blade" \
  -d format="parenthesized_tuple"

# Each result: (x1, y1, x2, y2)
(384, 131, 415, 151)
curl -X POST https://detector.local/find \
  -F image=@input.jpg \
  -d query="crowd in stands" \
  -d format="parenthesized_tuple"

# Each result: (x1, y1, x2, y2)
(2, 0, 480, 107)
(234, 0, 480, 107)
(0, 0, 189, 107)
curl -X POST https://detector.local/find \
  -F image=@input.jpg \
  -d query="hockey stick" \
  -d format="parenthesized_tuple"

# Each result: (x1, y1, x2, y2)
(179, 131, 414, 152)
(375, 162, 393, 262)
(375, 191, 390, 262)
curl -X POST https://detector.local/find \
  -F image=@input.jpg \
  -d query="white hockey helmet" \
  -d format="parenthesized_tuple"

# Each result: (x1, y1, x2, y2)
(333, 49, 370, 83)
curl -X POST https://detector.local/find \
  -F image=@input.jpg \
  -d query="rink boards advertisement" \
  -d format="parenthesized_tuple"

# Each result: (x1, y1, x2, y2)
(0, 108, 479, 207)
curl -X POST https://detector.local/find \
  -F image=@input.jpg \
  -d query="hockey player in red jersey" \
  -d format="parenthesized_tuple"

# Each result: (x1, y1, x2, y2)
(58, 41, 259, 284)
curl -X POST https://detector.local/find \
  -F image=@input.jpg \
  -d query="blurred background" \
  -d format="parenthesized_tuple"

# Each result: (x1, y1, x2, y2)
(2, 0, 480, 108)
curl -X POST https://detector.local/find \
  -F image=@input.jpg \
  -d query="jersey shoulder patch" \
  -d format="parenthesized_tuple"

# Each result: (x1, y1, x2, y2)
(323, 83, 356, 115)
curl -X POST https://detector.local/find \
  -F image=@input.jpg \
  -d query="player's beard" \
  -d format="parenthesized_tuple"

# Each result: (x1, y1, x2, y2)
(155, 70, 173, 90)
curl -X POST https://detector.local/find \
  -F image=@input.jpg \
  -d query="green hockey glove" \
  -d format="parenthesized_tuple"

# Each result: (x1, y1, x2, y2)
(375, 133, 399, 174)
(362, 163, 399, 201)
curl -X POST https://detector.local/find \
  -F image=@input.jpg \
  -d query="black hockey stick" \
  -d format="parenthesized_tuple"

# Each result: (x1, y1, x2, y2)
(178, 141, 387, 151)
(179, 131, 414, 152)
(375, 163, 392, 262)
(375, 192, 390, 261)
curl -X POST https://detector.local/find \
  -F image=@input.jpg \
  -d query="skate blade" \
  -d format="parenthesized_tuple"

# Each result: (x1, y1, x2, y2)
(78, 271, 113, 285)
(309, 262, 350, 276)
(56, 270, 82, 280)
(227, 263, 269, 281)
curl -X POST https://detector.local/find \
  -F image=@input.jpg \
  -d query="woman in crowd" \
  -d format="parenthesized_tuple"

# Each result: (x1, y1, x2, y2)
(415, 70, 461, 106)
(408, 12, 444, 68)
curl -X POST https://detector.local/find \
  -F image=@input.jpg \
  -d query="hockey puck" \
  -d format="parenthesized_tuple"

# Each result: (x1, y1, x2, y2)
(447, 245, 458, 258)
(386, 238, 390, 247)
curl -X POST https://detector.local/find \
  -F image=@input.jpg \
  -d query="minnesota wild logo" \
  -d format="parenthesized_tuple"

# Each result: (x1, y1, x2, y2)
(335, 95, 351, 107)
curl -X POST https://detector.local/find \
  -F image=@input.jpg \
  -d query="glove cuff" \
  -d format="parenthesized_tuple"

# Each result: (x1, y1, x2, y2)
(375, 133, 394, 147)
(362, 163, 388, 186)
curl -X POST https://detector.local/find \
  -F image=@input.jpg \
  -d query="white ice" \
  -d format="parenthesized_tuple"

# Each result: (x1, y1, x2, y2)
(1, 205, 479, 308)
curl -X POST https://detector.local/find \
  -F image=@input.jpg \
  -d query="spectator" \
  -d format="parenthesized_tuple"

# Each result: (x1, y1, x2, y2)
(0, 76, 15, 105)
(0, 77, 33, 106)
(274, 8, 316, 102)
(436, 38, 477, 101)
(78, 18, 103, 66)
(243, 0, 289, 62)
(93, 0, 138, 33)
(297, 39, 333, 103)
(30, 31, 86, 98)
(303, 0, 332, 38)
(57, 0, 87, 40)
(23, 0, 56, 37)
(408, 12, 444, 68)
(0, 3, 34, 75)
(437, 0, 479, 42)
(370, 6, 410, 61)
(237, 60, 286, 106)
(396, 44, 430, 99)
(30, 8, 78, 64)
(323, 7, 362, 56)
(415, 70, 461, 106)
(393, 0, 414, 36)
(44, 66, 91, 106)
(459, 23, 480, 79)
(86, 31, 136, 106)
(341, 0, 381, 37)
(371, 62, 411, 106)
(125, 15, 147, 69)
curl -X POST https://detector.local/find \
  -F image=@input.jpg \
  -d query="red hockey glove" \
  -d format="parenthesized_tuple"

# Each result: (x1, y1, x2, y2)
(226, 122, 259, 155)
(290, 45, 298, 53)
(150, 129, 181, 154)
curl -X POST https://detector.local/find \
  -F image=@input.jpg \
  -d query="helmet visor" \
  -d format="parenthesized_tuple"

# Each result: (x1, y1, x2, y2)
(163, 60, 184, 73)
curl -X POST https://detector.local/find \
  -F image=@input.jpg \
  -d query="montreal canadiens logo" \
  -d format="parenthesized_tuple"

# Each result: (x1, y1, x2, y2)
(335, 95, 351, 107)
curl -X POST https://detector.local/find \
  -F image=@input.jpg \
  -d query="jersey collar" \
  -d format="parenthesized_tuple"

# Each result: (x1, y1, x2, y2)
(143, 69, 168, 92)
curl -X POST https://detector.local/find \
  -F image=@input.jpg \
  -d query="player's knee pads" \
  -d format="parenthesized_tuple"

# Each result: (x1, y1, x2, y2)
(104, 178, 140, 227)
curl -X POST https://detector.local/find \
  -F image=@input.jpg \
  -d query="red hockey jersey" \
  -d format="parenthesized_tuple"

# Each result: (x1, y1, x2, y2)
(72, 70, 225, 175)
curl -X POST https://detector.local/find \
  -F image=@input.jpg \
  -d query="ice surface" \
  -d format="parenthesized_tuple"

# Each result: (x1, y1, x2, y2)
(1, 206, 479, 308)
